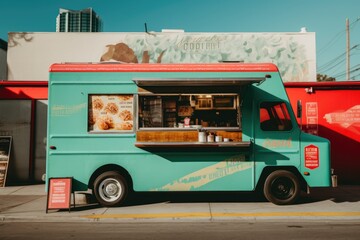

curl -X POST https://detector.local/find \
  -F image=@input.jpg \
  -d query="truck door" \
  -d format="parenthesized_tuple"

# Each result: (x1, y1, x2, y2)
(254, 101, 301, 168)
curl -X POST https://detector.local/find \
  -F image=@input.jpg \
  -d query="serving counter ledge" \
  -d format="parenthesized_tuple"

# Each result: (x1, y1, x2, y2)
(138, 127, 242, 131)
(134, 141, 251, 148)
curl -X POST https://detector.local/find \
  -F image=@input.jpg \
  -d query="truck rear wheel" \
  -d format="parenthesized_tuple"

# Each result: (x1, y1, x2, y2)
(93, 171, 128, 207)
(263, 170, 300, 205)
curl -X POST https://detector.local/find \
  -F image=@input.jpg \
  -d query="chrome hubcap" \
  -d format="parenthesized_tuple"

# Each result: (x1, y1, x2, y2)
(99, 178, 122, 202)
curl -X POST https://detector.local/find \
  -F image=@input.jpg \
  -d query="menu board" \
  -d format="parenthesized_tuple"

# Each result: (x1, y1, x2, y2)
(0, 136, 12, 187)
(88, 94, 134, 132)
(46, 177, 72, 213)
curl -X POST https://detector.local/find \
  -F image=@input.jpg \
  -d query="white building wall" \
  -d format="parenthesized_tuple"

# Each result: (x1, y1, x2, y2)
(7, 32, 316, 82)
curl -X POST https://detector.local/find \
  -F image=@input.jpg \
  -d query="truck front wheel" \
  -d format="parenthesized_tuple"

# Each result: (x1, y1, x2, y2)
(93, 171, 128, 207)
(263, 170, 300, 205)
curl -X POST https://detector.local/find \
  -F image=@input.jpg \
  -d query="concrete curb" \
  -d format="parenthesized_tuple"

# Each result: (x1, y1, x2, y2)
(1, 184, 360, 223)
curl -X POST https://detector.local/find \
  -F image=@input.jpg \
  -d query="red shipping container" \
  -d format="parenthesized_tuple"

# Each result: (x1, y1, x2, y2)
(285, 82, 360, 184)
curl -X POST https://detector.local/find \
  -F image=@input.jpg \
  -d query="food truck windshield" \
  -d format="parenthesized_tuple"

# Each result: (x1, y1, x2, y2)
(138, 94, 240, 129)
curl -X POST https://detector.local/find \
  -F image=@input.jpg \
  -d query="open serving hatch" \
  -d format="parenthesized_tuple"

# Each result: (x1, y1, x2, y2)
(133, 77, 265, 93)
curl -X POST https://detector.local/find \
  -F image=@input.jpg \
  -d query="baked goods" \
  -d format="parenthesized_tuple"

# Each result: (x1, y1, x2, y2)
(97, 116, 114, 130)
(115, 122, 133, 131)
(92, 98, 104, 110)
(104, 103, 119, 115)
(118, 95, 133, 101)
(119, 110, 133, 121)
(89, 95, 134, 132)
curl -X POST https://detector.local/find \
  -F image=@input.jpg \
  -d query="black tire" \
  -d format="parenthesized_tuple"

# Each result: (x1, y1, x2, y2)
(93, 171, 128, 207)
(263, 170, 300, 205)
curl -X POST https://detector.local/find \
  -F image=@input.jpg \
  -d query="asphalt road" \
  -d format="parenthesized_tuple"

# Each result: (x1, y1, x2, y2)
(1, 222, 360, 240)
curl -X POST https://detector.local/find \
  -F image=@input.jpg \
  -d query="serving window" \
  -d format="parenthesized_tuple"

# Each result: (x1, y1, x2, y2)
(138, 94, 240, 129)
(88, 94, 135, 132)
(133, 77, 265, 130)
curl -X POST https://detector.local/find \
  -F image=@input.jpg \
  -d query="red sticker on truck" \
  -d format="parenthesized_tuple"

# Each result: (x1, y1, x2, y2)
(305, 145, 319, 169)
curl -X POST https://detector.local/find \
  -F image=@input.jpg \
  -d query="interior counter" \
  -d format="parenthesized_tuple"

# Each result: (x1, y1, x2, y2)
(137, 129, 242, 142)
(135, 129, 246, 150)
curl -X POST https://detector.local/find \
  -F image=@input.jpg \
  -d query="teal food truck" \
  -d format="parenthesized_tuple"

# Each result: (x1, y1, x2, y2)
(46, 63, 335, 206)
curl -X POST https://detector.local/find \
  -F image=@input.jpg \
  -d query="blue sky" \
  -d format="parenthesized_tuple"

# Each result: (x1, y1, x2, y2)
(1, 0, 359, 79)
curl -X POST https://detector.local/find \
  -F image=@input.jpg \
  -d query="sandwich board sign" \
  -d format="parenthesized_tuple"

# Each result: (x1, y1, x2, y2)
(46, 177, 73, 213)
(0, 136, 12, 188)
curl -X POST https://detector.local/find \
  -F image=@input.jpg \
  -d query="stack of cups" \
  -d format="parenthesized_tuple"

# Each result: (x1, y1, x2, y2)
(198, 131, 207, 143)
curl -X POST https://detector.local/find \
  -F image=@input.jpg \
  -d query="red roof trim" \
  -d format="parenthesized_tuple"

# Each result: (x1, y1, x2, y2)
(0, 81, 48, 99)
(49, 63, 278, 73)
(284, 81, 360, 88)
(0, 81, 48, 87)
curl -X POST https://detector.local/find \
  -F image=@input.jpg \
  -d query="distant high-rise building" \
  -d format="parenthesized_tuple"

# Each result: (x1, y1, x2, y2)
(56, 8, 102, 32)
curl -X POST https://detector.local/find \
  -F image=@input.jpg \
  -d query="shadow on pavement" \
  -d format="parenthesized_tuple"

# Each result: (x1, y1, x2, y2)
(124, 186, 360, 207)
(303, 186, 360, 204)
(125, 191, 266, 207)
(68, 185, 359, 210)
(70, 191, 267, 210)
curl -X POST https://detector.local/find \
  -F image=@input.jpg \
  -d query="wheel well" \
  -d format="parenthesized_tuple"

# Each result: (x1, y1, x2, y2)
(89, 164, 133, 192)
(256, 166, 307, 192)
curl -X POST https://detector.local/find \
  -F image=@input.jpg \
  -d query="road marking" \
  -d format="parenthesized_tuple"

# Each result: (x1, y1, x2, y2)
(83, 212, 360, 219)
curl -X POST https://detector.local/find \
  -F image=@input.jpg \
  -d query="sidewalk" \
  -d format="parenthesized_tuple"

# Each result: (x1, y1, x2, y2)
(1, 184, 360, 222)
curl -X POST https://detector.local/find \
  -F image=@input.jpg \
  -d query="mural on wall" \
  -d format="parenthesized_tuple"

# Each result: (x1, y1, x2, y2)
(7, 32, 315, 82)
(99, 33, 312, 82)
(324, 105, 360, 135)
(8, 32, 33, 47)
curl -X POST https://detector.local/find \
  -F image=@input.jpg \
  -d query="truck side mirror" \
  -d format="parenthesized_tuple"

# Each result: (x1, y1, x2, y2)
(297, 100, 302, 118)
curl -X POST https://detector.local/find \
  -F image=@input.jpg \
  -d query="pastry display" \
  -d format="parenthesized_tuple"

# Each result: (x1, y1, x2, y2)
(92, 98, 104, 110)
(118, 95, 133, 101)
(97, 116, 114, 130)
(119, 110, 133, 121)
(115, 122, 133, 130)
(89, 95, 134, 132)
(88, 110, 99, 125)
(104, 103, 119, 115)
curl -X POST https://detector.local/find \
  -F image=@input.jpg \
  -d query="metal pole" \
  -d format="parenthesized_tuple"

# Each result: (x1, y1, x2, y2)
(346, 18, 350, 80)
